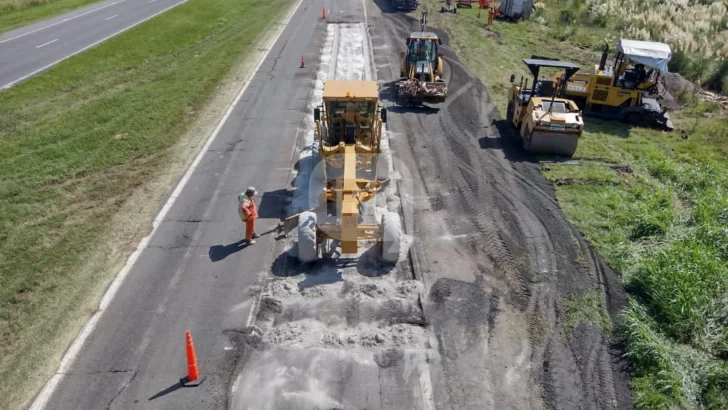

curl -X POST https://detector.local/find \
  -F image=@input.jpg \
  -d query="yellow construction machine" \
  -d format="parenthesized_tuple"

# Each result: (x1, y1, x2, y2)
(291, 80, 403, 263)
(552, 39, 673, 131)
(398, 11, 448, 104)
(507, 58, 584, 157)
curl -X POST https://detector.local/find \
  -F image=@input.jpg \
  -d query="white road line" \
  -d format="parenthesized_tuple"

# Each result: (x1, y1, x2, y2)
(150, 0, 158, 3)
(105, 14, 119, 20)
(35, 39, 58, 49)
(0, 0, 126, 44)
(26, 0, 306, 407)
(1, 0, 188, 90)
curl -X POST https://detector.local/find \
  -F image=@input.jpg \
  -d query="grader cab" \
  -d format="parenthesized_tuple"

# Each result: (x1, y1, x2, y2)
(292, 80, 403, 263)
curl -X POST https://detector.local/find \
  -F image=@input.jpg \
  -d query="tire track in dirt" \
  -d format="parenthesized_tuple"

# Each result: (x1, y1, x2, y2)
(367, 2, 634, 409)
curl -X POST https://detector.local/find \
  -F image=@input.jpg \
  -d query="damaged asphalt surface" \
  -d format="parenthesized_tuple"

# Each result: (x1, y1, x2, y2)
(34, 0, 634, 408)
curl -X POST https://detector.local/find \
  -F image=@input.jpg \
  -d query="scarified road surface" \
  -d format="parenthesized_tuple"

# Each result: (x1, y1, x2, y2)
(30, 0, 635, 407)
(367, 1, 633, 409)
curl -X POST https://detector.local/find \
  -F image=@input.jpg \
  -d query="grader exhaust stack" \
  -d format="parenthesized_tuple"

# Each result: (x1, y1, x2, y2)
(287, 80, 403, 263)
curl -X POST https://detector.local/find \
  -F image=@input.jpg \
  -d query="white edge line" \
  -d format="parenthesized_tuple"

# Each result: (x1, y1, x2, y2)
(0, 0, 127, 45)
(26, 0, 306, 407)
(105, 14, 120, 21)
(1, 0, 188, 90)
(35, 39, 58, 49)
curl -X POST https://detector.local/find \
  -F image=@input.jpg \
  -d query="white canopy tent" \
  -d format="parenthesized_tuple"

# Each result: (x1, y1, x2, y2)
(617, 39, 672, 72)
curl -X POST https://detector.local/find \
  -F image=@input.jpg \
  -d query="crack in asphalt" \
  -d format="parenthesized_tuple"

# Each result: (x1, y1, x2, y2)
(268, 38, 289, 81)
(106, 370, 137, 410)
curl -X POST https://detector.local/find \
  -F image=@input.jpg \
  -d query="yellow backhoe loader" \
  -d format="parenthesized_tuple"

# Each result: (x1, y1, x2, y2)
(552, 39, 673, 131)
(285, 80, 403, 263)
(398, 11, 448, 104)
(507, 58, 584, 157)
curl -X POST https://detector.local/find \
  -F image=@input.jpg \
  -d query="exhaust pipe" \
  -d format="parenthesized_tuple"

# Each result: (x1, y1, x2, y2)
(598, 44, 609, 72)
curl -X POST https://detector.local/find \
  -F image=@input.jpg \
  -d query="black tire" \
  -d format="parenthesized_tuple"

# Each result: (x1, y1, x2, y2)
(297, 211, 318, 263)
(625, 112, 641, 125)
(381, 212, 403, 263)
(506, 102, 514, 126)
(521, 126, 532, 151)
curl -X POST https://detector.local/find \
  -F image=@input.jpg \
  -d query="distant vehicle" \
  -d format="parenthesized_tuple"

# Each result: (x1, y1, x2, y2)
(391, 0, 418, 11)
(497, 0, 534, 20)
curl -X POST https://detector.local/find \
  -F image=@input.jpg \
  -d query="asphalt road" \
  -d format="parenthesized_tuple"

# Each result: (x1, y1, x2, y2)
(28, 0, 425, 408)
(0, 0, 188, 90)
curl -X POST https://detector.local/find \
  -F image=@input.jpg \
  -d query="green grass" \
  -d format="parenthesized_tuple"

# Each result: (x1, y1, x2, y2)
(0, 0, 293, 407)
(0, 0, 102, 34)
(421, 0, 728, 407)
(562, 290, 612, 336)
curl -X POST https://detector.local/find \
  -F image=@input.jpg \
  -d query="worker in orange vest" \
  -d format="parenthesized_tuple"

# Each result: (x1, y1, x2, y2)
(488, 6, 495, 25)
(238, 187, 259, 244)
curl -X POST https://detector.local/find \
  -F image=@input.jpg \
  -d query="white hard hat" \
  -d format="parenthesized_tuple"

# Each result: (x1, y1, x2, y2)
(246, 186, 257, 194)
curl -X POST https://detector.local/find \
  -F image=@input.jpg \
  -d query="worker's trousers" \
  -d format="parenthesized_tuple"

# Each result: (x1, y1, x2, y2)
(245, 219, 256, 241)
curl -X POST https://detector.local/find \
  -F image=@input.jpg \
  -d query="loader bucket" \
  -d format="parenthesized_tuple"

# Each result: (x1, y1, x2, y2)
(397, 79, 447, 104)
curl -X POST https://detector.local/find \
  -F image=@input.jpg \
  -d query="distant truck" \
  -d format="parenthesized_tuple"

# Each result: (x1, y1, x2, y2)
(497, 0, 533, 20)
(391, 0, 418, 11)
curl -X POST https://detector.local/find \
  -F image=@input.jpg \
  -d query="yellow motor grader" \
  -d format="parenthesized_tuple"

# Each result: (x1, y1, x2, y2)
(290, 80, 403, 263)
(507, 58, 584, 157)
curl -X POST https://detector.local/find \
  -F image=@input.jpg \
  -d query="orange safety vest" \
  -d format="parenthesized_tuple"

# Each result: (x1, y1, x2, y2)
(238, 196, 258, 222)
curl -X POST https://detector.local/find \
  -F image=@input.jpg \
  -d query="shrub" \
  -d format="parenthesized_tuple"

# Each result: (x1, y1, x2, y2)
(559, 7, 577, 24)
(705, 59, 728, 93)
(669, 50, 692, 77)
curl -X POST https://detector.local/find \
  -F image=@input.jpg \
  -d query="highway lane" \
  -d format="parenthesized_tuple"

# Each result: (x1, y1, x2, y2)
(26, 0, 401, 408)
(0, 0, 188, 89)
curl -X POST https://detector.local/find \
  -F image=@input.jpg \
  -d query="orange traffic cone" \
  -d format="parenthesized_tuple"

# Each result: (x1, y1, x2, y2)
(322, 6, 326, 19)
(300, 56, 305, 68)
(185, 330, 199, 382)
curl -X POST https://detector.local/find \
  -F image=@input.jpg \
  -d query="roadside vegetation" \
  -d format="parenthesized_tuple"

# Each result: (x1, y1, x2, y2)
(0, 0, 101, 33)
(421, 0, 728, 408)
(0, 0, 293, 407)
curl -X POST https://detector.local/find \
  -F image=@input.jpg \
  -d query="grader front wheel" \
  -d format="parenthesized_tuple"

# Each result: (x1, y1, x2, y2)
(297, 211, 319, 263)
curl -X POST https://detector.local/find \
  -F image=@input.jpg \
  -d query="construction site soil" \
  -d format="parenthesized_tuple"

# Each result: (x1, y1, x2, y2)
(227, 1, 635, 409)
(367, 2, 634, 409)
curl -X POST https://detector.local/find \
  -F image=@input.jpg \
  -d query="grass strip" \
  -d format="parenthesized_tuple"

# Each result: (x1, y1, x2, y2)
(419, 1, 728, 407)
(0, 0, 293, 407)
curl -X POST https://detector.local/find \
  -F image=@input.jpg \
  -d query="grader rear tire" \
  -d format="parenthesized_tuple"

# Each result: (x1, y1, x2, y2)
(381, 211, 403, 263)
(297, 211, 319, 263)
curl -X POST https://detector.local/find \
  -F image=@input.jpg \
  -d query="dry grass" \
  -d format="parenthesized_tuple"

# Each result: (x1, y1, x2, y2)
(538, 0, 728, 58)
